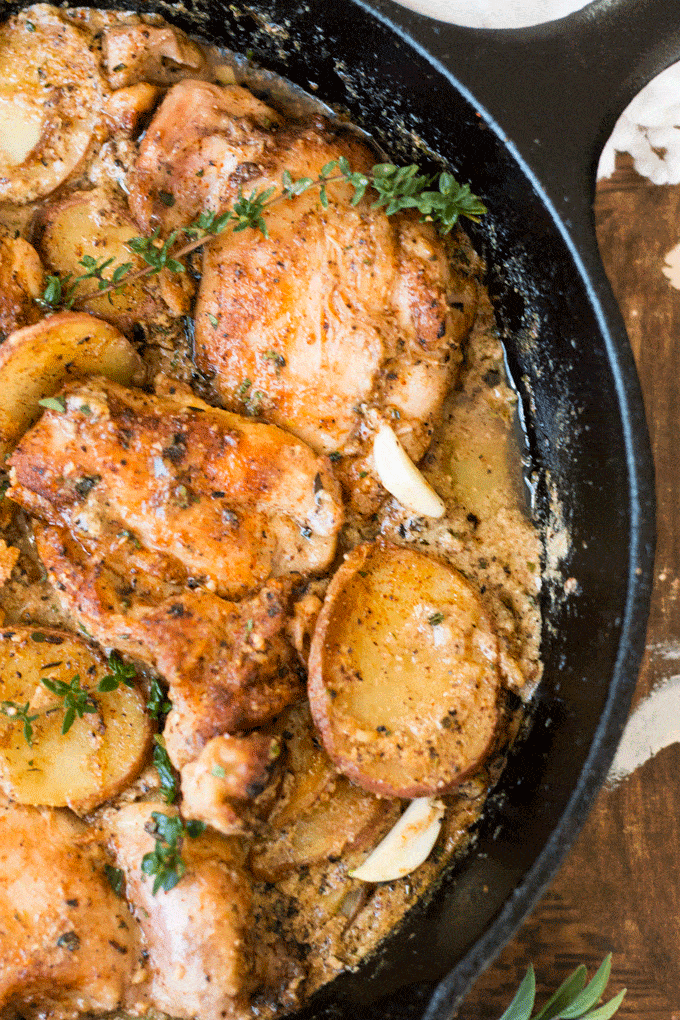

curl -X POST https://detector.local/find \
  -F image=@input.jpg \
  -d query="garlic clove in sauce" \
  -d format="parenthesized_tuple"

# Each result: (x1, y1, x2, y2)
(349, 796, 445, 882)
(372, 424, 446, 518)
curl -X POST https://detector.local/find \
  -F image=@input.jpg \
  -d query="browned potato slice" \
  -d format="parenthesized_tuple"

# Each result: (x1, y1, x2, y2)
(0, 232, 44, 339)
(250, 775, 395, 882)
(34, 188, 192, 331)
(0, 311, 145, 457)
(0, 626, 151, 812)
(268, 702, 337, 829)
(308, 540, 501, 797)
(0, 7, 107, 203)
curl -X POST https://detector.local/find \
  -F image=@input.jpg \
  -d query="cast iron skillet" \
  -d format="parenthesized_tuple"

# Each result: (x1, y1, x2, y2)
(1, 0, 660, 1016)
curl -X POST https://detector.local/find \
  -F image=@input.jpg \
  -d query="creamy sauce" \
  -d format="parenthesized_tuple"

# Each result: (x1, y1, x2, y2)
(0, 7, 541, 1017)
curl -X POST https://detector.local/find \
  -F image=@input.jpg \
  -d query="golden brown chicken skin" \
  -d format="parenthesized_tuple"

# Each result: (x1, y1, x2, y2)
(193, 121, 478, 511)
(104, 801, 254, 1020)
(8, 376, 343, 600)
(0, 805, 143, 1019)
(129, 83, 478, 512)
(33, 523, 305, 769)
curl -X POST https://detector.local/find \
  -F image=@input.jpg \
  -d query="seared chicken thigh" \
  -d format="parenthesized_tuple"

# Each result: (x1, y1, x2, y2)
(104, 801, 254, 1020)
(9, 377, 342, 599)
(32, 524, 305, 769)
(0, 805, 142, 1018)
(129, 83, 478, 510)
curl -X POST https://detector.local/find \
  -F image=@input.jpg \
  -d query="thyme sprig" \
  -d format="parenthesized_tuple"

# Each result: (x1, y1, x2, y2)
(41, 158, 485, 311)
(39, 254, 133, 311)
(0, 700, 39, 745)
(40, 673, 98, 735)
(152, 734, 179, 804)
(141, 811, 206, 894)
(97, 652, 137, 693)
(499, 955, 625, 1020)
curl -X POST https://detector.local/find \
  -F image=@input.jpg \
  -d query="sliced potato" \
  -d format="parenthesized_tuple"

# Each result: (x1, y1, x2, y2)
(34, 188, 192, 331)
(0, 311, 145, 457)
(0, 626, 151, 812)
(308, 540, 501, 797)
(0, 232, 44, 339)
(0, 7, 107, 203)
(250, 775, 395, 882)
(268, 702, 337, 829)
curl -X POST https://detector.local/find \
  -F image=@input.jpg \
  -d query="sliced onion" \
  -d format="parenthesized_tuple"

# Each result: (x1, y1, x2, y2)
(349, 797, 445, 882)
(373, 425, 445, 518)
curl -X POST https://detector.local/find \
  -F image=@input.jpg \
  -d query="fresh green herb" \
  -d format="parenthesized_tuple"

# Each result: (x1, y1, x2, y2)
(0, 700, 39, 745)
(207, 313, 219, 328)
(245, 618, 254, 635)
(98, 653, 137, 693)
(26, 20, 36, 31)
(40, 674, 97, 735)
(211, 764, 226, 778)
(79, 404, 92, 415)
(45, 159, 484, 311)
(499, 955, 625, 1020)
(74, 475, 101, 498)
(428, 612, 445, 626)
(38, 396, 66, 413)
(153, 735, 178, 804)
(56, 931, 80, 952)
(105, 864, 125, 897)
(31, 632, 46, 642)
(263, 349, 286, 370)
(245, 390, 265, 416)
(147, 676, 171, 719)
(112, 62, 126, 72)
(140, 811, 206, 894)
(236, 378, 252, 401)
(0, 477, 10, 500)
(119, 528, 142, 549)
(329, 451, 342, 462)
(38, 252, 134, 311)
(127, 227, 185, 275)
(183, 208, 232, 241)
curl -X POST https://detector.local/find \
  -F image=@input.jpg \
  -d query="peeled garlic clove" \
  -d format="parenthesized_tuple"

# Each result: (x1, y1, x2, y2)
(349, 797, 445, 882)
(373, 424, 446, 518)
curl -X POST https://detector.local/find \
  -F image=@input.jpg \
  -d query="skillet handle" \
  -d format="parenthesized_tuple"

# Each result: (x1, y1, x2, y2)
(370, 0, 680, 251)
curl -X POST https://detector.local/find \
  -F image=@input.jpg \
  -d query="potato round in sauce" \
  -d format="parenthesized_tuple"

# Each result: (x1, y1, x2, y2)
(308, 540, 501, 797)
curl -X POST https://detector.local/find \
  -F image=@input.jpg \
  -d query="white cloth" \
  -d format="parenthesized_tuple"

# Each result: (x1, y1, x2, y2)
(392, 0, 594, 29)
(598, 62, 680, 184)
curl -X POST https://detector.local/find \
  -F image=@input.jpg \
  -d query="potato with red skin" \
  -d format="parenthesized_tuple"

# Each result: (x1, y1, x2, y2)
(308, 540, 501, 798)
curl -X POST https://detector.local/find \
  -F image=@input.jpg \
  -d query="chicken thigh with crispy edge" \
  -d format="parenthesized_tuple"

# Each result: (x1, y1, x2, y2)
(0, 804, 143, 1018)
(32, 523, 306, 769)
(103, 801, 255, 1020)
(128, 81, 478, 512)
(128, 78, 283, 233)
(8, 376, 343, 600)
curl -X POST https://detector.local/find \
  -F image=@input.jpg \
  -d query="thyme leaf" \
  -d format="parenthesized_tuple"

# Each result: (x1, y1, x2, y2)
(40, 159, 484, 311)
(153, 734, 178, 804)
(40, 673, 98, 735)
(97, 653, 137, 693)
(140, 811, 205, 895)
(147, 676, 171, 719)
(0, 700, 39, 745)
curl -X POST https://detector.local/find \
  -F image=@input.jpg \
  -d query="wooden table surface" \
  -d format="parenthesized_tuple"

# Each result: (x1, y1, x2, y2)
(457, 156, 680, 1018)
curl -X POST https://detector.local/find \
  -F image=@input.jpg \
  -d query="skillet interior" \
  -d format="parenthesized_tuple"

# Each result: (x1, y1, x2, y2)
(0, 0, 655, 1016)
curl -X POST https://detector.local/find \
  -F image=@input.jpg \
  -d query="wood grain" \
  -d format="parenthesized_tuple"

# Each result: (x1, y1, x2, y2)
(460, 152, 680, 1018)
